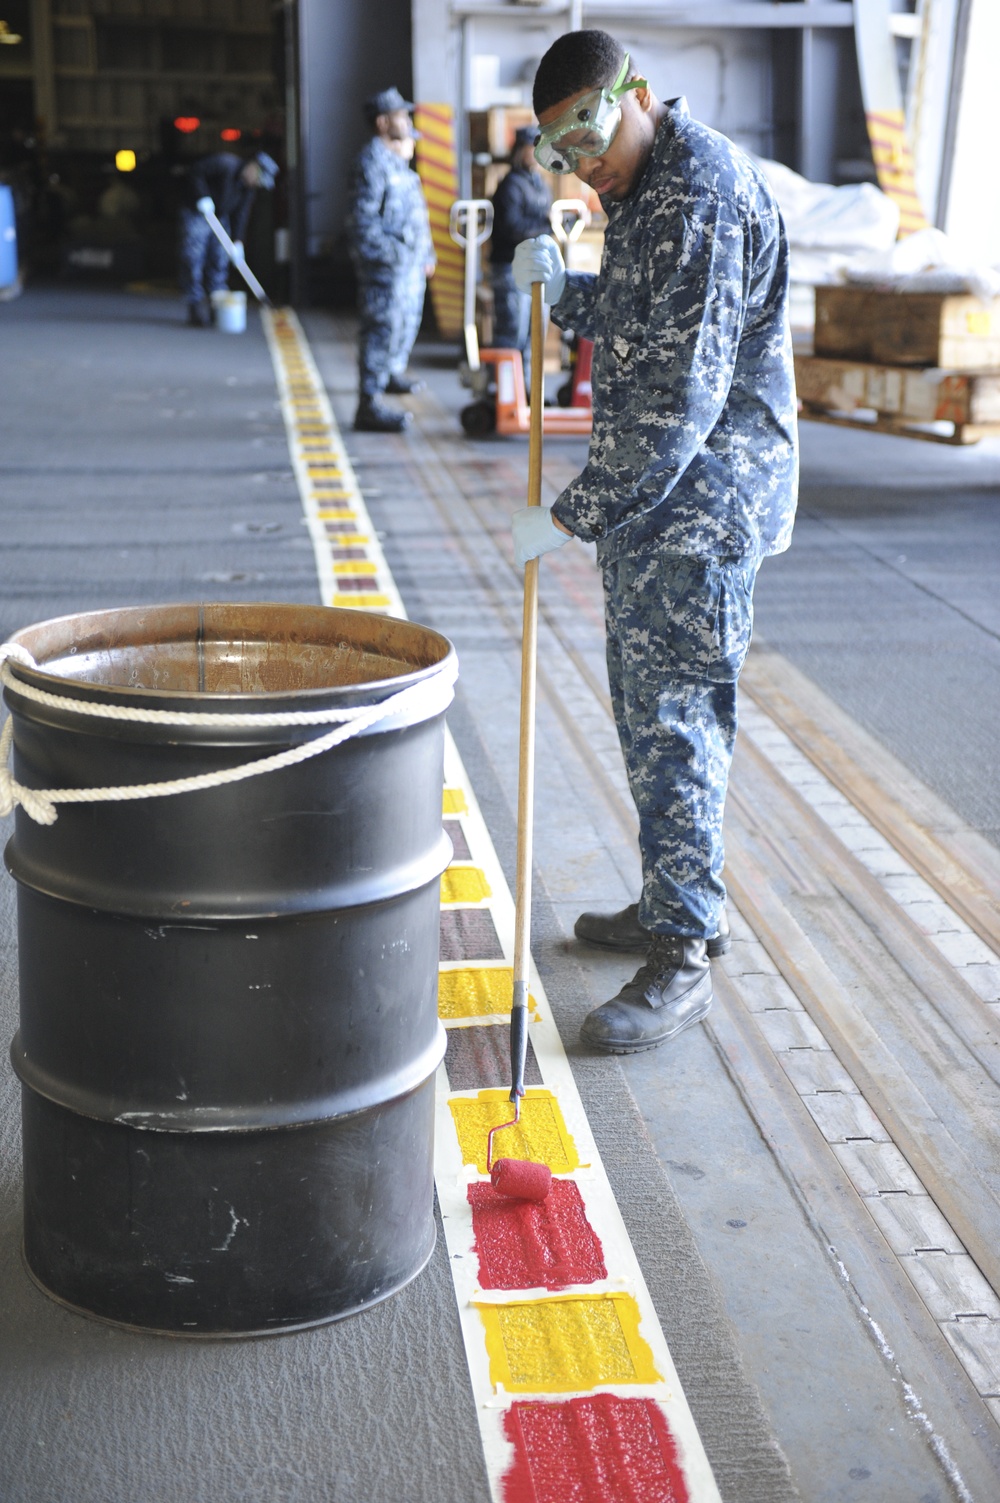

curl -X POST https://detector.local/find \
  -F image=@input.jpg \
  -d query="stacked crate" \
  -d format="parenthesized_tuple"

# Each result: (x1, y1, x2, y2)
(796, 287, 1000, 445)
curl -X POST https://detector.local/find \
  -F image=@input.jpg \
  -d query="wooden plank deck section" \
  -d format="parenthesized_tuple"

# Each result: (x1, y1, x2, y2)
(742, 646, 1000, 957)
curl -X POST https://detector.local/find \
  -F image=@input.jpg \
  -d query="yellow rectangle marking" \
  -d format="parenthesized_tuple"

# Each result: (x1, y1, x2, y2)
(448, 1089, 580, 1174)
(333, 561, 378, 576)
(439, 967, 515, 1019)
(475, 1294, 661, 1393)
(440, 866, 492, 905)
(317, 508, 358, 520)
(438, 968, 538, 1021)
(442, 787, 467, 814)
(331, 594, 393, 610)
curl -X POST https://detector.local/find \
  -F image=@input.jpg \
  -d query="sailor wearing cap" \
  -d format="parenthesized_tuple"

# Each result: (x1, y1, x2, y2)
(488, 124, 552, 383)
(347, 88, 436, 432)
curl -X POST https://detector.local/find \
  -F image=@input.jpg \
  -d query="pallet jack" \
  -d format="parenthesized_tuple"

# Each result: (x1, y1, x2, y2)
(451, 197, 593, 438)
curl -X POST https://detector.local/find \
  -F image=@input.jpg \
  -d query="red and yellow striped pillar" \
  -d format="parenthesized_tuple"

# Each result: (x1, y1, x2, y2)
(864, 110, 928, 238)
(414, 103, 466, 338)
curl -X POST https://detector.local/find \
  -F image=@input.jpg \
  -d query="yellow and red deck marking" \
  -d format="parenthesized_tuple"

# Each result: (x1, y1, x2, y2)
(263, 308, 403, 615)
(263, 308, 721, 1502)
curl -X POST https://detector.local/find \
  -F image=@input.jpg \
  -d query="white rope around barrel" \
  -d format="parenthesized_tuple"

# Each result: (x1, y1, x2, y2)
(0, 643, 456, 827)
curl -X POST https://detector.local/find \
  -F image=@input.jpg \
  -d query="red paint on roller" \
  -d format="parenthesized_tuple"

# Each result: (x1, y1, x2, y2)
(491, 1157, 552, 1201)
(501, 1395, 690, 1503)
(469, 1180, 606, 1290)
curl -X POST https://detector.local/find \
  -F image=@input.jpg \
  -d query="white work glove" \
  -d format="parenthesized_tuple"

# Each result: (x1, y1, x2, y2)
(512, 506, 570, 569)
(232, 240, 244, 261)
(196, 196, 215, 215)
(512, 234, 566, 305)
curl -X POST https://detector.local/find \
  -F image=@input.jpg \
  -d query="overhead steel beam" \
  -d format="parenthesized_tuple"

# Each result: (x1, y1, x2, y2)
(450, 2, 855, 24)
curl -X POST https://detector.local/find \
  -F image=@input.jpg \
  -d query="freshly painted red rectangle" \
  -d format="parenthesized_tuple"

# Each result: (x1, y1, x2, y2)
(502, 1395, 690, 1503)
(469, 1180, 606, 1291)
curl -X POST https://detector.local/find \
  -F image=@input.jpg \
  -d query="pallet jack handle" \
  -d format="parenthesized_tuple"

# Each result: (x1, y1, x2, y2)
(449, 199, 494, 372)
(549, 199, 591, 272)
(200, 205, 272, 308)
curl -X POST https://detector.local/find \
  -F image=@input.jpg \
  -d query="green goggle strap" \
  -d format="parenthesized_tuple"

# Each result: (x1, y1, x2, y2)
(608, 54, 647, 103)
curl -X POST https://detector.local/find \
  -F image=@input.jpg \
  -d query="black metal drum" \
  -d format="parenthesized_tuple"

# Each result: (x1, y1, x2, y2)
(3, 603, 455, 1335)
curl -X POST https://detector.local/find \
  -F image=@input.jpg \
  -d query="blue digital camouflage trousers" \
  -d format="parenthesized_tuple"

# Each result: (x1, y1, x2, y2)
(603, 550, 758, 939)
(490, 263, 529, 352)
(178, 206, 230, 304)
(357, 266, 426, 396)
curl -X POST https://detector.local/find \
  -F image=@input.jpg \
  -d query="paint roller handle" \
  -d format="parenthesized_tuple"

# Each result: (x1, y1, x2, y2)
(509, 983, 529, 1103)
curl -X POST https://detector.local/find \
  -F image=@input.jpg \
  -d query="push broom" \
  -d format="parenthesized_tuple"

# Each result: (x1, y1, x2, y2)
(200, 202, 272, 308)
(486, 280, 553, 1204)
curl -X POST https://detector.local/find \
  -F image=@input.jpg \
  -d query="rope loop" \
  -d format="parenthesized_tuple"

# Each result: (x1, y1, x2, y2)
(0, 641, 456, 826)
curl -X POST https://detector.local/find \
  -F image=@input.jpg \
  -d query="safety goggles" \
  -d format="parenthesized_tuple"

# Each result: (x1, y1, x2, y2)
(534, 55, 647, 174)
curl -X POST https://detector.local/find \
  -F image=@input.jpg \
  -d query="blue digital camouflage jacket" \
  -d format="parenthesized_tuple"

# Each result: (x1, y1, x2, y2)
(551, 98, 798, 566)
(347, 138, 433, 279)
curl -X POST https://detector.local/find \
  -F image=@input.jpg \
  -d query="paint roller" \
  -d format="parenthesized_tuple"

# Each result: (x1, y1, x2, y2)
(485, 280, 553, 1206)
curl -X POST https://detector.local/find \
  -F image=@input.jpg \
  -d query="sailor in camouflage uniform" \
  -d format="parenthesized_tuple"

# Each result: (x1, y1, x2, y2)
(511, 30, 797, 1053)
(348, 88, 436, 433)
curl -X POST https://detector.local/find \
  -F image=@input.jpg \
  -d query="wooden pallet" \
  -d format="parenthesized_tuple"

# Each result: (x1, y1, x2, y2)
(814, 285, 1000, 370)
(795, 350, 1000, 445)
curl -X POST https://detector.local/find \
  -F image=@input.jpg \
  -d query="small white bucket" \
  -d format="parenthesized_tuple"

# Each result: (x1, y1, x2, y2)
(214, 290, 247, 334)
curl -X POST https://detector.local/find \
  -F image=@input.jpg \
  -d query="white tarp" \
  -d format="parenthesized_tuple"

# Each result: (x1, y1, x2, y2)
(753, 156, 899, 284)
(753, 157, 1000, 298)
(845, 225, 1000, 299)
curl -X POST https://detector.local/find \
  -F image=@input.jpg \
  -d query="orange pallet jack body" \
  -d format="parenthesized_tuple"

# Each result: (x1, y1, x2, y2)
(471, 346, 593, 437)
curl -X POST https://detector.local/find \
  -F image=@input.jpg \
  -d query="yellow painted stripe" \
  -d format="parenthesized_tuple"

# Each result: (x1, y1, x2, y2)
(440, 866, 492, 905)
(438, 966, 540, 1020)
(331, 594, 394, 609)
(448, 1089, 581, 1175)
(443, 786, 468, 814)
(476, 1294, 662, 1393)
(418, 140, 458, 171)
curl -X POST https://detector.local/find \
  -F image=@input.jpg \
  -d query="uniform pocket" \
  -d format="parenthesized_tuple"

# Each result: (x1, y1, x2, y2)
(608, 554, 756, 687)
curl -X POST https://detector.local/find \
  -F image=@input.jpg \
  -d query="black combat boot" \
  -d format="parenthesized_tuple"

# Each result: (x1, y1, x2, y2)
(580, 936, 713, 1054)
(186, 299, 212, 327)
(353, 397, 411, 433)
(574, 902, 731, 957)
(385, 374, 424, 394)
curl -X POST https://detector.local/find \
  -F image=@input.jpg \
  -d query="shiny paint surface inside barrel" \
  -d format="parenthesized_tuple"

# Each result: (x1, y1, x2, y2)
(5, 603, 455, 1334)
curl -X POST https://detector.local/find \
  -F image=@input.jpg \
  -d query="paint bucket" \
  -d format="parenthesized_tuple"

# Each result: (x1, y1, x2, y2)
(213, 289, 246, 333)
(4, 603, 455, 1335)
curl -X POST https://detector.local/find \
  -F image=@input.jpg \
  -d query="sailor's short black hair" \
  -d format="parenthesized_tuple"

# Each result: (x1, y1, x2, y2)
(532, 30, 627, 118)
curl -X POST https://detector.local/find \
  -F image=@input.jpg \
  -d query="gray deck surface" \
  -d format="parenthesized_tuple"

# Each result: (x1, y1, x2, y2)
(0, 286, 998, 1503)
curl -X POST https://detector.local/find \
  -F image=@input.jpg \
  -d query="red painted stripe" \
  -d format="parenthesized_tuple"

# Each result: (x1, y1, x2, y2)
(468, 1180, 606, 1291)
(502, 1395, 690, 1503)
